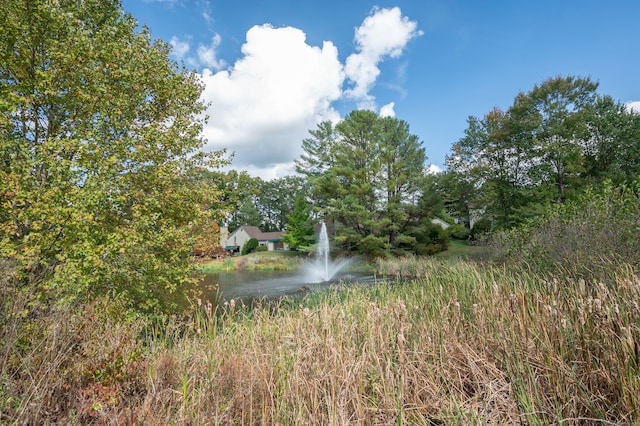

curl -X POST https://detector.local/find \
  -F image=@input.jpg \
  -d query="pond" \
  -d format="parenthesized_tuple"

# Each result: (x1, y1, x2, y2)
(199, 269, 377, 305)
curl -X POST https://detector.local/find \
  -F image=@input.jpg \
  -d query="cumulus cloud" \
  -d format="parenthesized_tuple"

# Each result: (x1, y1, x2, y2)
(626, 101, 640, 114)
(169, 34, 226, 71)
(344, 7, 422, 109)
(379, 102, 396, 118)
(196, 7, 419, 178)
(199, 24, 344, 178)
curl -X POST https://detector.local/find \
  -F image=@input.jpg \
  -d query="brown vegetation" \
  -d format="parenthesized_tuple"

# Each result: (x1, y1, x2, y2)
(2, 258, 639, 424)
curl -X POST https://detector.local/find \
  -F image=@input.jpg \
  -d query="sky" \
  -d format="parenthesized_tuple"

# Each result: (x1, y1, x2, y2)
(122, 0, 640, 179)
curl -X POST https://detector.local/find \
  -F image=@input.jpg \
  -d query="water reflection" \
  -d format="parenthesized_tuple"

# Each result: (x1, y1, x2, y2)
(199, 270, 376, 304)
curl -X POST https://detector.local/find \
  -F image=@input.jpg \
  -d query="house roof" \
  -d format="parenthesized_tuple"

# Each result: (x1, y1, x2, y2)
(237, 226, 284, 241)
(240, 226, 263, 239)
(260, 231, 284, 241)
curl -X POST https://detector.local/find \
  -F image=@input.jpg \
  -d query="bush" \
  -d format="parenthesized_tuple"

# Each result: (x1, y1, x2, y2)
(470, 218, 492, 240)
(447, 223, 470, 240)
(412, 221, 450, 256)
(488, 181, 640, 280)
(357, 234, 389, 257)
(242, 238, 259, 255)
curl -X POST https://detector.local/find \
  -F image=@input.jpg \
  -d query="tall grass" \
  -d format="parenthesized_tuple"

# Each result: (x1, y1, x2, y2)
(199, 252, 307, 273)
(2, 258, 639, 424)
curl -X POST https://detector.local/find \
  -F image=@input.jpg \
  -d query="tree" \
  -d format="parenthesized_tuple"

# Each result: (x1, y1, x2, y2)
(0, 0, 225, 311)
(282, 195, 315, 250)
(295, 121, 337, 179)
(298, 111, 430, 255)
(447, 107, 535, 229)
(256, 176, 307, 232)
(212, 170, 262, 232)
(378, 116, 427, 247)
(517, 76, 598, 203)
(581, 96, 640, 184)
(229, 201, 263, 231)
(445, 75, 636, 231)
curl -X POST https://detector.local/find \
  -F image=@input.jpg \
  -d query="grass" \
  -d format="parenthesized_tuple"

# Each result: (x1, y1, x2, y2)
(198, 250, 308, 273)
(3, 257, 639, 424)
(434, 238, 487, 261)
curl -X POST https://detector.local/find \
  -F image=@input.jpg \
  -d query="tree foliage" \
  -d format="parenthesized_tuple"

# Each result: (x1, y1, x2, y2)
(241, 238, 259, 256)
(0, 0, 226, 311)
(256, 176, 307, 232)
(283, 195, 314, 250)
(297, 111, 435, 256)
(446, 75, 640, 231)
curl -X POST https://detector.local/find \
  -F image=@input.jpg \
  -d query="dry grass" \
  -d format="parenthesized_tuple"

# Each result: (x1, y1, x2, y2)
(2, 258, 639, 424)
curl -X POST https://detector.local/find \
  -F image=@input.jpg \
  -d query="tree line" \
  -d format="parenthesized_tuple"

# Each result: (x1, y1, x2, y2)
(443, 75, 640, 231)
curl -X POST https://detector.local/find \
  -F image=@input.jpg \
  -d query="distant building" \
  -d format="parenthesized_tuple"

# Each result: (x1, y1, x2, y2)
(431, 218, 450, 229)
(220, 225, 289, 254)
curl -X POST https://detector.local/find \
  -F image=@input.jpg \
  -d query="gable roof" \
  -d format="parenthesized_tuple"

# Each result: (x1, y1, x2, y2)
(240, 225, 263, 239)
(259, 231, 284, 241)
(237, 225, 284, 241)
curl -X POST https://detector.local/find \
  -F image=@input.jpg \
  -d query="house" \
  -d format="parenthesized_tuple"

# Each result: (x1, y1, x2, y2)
(220, 225, 289, 254)
(431, 218, 451, 229)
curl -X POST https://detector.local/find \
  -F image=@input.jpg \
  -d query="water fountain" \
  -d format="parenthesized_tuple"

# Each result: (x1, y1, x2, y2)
(305, 221, 351, 283)
(317, 221, 330, 281)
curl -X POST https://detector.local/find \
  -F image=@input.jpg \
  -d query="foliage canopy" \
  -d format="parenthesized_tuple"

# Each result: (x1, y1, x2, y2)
(0, 0, 226, 311)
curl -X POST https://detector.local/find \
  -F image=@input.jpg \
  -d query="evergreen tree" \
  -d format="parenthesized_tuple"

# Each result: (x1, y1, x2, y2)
(283, 196, 315, 250)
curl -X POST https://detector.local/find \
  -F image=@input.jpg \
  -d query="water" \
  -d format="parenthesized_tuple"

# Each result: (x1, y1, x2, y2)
(303, 222, 352, 283)
(200, 269, 375, 304)
(199, 222, 370, 304)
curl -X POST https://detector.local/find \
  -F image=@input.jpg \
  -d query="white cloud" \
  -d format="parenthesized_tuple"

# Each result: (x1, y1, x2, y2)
(626, 101, 640, 114)
(199, 24, 344, 178)
(379, 102, 396, 118)
(169, 36, 190, 59)
(197, 34, 226, 70)
(197, 8, 420, 179)
(344, 7, 422, 109)
(170, 34, 226, 71)
(426, 164, 443, 174)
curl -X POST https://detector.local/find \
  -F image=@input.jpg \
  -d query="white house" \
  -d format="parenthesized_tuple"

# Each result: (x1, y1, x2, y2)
(431, 218, 451, 229)
(220, 225, 289, 254)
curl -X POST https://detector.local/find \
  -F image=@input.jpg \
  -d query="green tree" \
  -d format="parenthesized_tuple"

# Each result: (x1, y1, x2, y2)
(295, 120, 337, 179)
(332, 110, 382, 245)
(582, 96, 640, 184)
(446, 75, 634, 231)
(0, 0, 225, 311)
(283, 195, 314, 250)
(256, 176, 307, 232)
(214, 170, 262, 231)
(517, 76, 598, 203)
(298, 111, 429, 255)
(229, 201, 263, 231)
(447, 107, 535, 229)
(378, 116, 427, 248)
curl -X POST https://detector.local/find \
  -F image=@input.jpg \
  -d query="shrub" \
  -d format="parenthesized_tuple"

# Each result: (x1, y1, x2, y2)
(357, 234, 389, 257)
(414, 221, 450, 255)
(241, 238, 259, 255)
(488, 181, 640, 280)
(447, 223, 471, 240)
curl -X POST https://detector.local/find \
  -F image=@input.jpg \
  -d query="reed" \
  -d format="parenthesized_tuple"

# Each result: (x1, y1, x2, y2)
(2, 258, 639, 424)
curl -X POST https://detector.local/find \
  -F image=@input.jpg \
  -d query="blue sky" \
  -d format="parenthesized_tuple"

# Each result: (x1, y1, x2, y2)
(123, 0, 640, 179)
